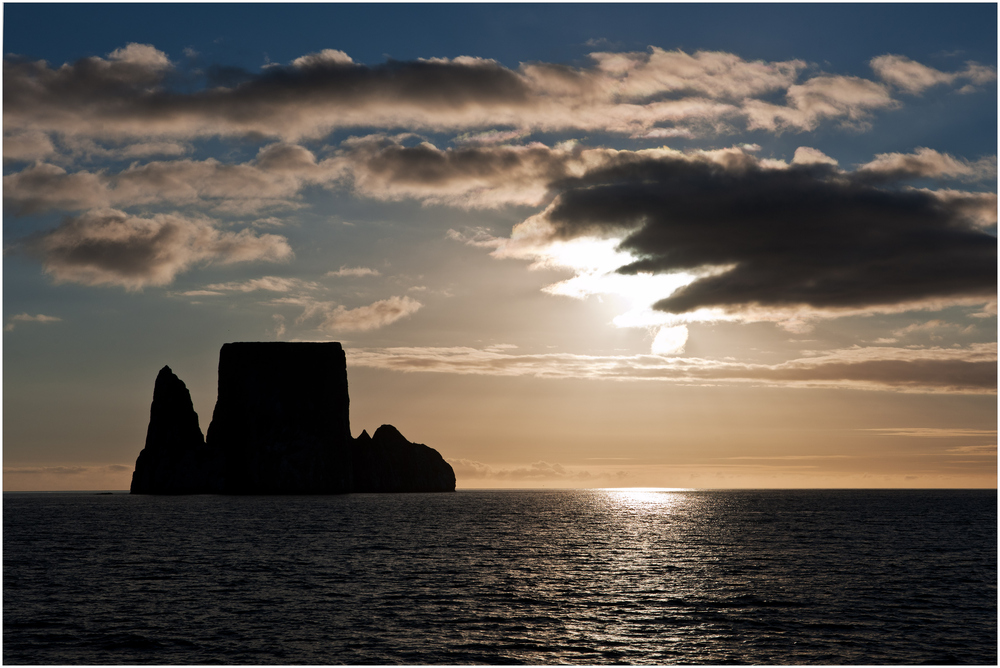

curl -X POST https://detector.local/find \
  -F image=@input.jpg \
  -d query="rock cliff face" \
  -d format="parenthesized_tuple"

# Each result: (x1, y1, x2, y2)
(130, 342, 455, 494)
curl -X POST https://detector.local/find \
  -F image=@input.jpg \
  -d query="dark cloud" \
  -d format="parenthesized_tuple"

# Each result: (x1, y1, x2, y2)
(536, 156, 996, 314)
(341, 136, 598, 207)
(28, 209, 292, 289)
(9, 45, 969, 143)
(4, 49, 533, 140)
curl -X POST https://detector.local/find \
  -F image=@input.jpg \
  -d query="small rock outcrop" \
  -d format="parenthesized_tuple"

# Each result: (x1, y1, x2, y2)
(353, 425, 457, 493)
(130, 342, 455, 494)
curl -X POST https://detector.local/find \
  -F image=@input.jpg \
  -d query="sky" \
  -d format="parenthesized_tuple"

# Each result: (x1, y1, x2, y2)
(2, 3, 996, 491)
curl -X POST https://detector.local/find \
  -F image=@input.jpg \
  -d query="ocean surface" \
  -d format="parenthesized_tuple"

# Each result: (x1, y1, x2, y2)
(3, 489, 996, 665)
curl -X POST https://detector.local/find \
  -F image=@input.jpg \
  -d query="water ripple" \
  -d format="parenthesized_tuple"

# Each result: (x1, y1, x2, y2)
(4, 489, 996, 664)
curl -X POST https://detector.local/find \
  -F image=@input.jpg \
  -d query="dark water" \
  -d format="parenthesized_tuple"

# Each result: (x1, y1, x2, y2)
(3, 489, 996, 665)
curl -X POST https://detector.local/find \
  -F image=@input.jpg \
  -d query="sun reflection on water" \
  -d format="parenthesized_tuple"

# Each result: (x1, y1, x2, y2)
(602, 487, 694, 510)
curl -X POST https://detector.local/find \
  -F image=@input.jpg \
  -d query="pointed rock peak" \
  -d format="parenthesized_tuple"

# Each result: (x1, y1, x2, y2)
(357, 429, 372, 443)
(372, 424, 408, 445)
(153, 365, 184, 395)
(145, 365, 204, 451)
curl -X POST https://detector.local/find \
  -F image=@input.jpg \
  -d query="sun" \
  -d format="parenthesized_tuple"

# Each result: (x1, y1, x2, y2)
(499, 233, 704, 354)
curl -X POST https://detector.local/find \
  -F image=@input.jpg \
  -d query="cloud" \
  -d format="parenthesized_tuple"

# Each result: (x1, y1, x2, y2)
(863, 427, 996, 439)
(60, 138, 192, 162)
(453, 129, 529, 145)
(3, 463, 133, 476)
(187, 276, 319, 294)
(3, 47, 535, 141)
(499, 151, 995, 320)
(28, 209, 292, 289)
(10, 312, 61, 323)
(319, 295, 422, 332)
(3, 466, 90, 475)
(587, 47, 805, 99)
(3, 44, 925, 146)
(945, 445, 997, 455)
(858, 147, 997, 181)
(870, 54, 997, 94)
(3, 143, 342, 215)
(268, 292, 424, 333)
(745, 75, 897, 132)
(3, 129, 56, 162)
(340, 135, 596, 208)
(888, 319, 975, 342)
(337, 138, 722, 210)
(451, 458, 601, 482)
(4, 312, 62, 332)
(290, 48, 354, 68)
(446, 227, 507, 249)
(6, 136, 614, 214)
(792, 146, 839, 166)
(348, 342, 996, 394)
(326, 265, 380, 278)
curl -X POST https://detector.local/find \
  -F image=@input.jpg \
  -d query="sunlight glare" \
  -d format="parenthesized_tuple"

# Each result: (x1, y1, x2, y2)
(534, 237, 704, 344)
(602, 487, 692, 513)
(651, 324, 688, 355)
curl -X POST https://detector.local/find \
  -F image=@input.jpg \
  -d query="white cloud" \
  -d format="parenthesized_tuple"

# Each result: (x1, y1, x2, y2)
(326, 266, 381, 278)
(792, 146, 839, 166)
(945, 445, 997, 455)
(451, 458, 604, 482)
(107, 43, 172, 70)
(4, 313, 62, 332)
(201, 276, 318, 293)
(745, 75, 897, 132)
(319, 296, 423, 332)
(291, 49, 354, 68)
(859, 147, 996, 181)
(347, 342, 996, 393)
(447, 227, 507, 249)
(863, 427, 996, 439)
(10, 313, 61, 323)
(871, 55, 997, 94)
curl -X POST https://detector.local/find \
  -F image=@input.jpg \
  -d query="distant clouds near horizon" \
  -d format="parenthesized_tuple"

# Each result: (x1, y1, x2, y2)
(3, 7, 996, 490)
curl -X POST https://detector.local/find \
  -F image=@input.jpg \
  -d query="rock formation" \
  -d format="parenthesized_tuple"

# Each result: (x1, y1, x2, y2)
(129, 366, 224, 494)
(130, 342, 455, 494)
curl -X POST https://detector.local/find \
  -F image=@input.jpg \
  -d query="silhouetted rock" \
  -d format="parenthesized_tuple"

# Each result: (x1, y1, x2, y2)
(207, 342, 354, 493)
(130, 343, 455, 494)
(353, 425, 457, 492)
(130, 366, 224, 494)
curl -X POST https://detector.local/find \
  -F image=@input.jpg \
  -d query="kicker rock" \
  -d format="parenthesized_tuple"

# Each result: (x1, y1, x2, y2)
(130, 342, 455, 494)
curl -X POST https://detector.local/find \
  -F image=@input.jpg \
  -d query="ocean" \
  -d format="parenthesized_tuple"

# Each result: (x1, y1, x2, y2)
(3, 489, 996, 664)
